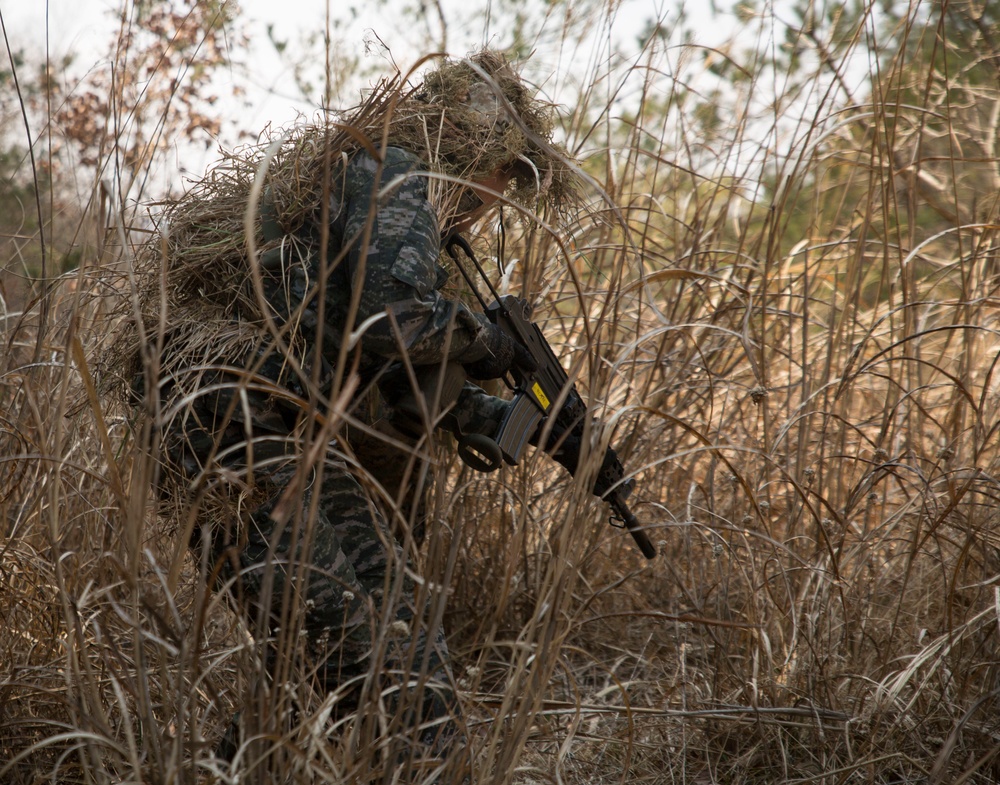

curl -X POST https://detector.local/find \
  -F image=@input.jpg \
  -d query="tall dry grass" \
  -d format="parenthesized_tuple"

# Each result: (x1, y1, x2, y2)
(4, 2, 1000, 783)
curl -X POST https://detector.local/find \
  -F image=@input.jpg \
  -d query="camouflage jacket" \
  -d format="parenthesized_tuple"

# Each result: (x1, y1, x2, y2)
(263, 146, 507, 436)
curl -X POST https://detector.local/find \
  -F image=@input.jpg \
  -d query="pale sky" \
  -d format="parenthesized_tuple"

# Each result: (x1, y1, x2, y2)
(2, 0, 703, 131)
(3, 0, 789, 200)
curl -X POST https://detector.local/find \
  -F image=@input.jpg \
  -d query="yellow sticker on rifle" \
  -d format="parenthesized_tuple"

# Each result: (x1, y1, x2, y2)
(532, 382, 551, 411)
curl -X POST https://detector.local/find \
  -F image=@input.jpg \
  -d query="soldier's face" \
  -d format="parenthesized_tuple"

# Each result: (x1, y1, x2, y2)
(451, 169, 512, 233)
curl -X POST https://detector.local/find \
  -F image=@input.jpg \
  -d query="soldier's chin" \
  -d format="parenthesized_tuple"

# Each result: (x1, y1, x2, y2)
(448, 211, 484, 235)
(449, 190, 488, 231)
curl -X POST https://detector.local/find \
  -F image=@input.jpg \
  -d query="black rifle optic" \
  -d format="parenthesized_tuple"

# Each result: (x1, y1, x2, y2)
(446, 235, 656, 560)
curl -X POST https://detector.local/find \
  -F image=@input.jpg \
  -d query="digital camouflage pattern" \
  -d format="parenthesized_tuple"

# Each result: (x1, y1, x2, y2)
(159, 145, 512, 757)
(263, 146, 500, 374)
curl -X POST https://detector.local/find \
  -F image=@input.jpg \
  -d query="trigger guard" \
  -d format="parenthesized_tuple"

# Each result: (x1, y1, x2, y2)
(458, 433, 504, 473)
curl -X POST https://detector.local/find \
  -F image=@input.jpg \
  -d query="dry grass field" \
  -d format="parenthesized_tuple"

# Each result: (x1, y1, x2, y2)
(3, 1, 1000, 783)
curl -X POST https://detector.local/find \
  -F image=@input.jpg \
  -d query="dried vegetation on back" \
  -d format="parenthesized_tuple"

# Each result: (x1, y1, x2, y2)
(5, 9, 1000, 785)
(106, 50, 577, 404)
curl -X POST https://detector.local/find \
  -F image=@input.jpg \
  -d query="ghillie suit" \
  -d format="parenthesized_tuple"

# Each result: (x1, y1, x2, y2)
(106, 49, 578, 769)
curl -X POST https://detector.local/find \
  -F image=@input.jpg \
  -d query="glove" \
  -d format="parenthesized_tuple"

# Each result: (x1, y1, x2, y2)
(462, 322, 537, 380)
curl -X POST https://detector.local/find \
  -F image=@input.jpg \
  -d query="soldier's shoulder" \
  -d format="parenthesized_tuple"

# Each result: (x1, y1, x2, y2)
(344, 146, 427, 196)
(346, 146, 423, 175)
(382, 146, 424, 170)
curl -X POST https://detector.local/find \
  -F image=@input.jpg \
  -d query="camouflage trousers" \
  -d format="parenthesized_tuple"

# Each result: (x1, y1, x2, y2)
(156, 355, 457, 757)
(228, 460, 454, 751)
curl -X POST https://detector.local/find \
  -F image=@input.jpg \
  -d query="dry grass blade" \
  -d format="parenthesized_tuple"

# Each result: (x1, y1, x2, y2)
(5, 2, 1000, 784)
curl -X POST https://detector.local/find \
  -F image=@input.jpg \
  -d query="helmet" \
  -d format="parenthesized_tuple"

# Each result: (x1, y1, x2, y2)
(366, 49, 581, 226)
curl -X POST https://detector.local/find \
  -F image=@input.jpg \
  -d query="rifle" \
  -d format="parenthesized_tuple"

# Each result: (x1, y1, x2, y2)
(446, 236, 656, 560)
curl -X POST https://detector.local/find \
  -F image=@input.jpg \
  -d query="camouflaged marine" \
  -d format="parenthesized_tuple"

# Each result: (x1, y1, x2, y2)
(149, 48, 578, 768)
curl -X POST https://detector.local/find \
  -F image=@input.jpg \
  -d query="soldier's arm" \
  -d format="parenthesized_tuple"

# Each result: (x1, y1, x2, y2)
(341, 148, 490, 365)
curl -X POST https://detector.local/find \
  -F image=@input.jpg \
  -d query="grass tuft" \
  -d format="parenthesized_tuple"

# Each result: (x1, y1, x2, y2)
(5, 2, 1000, 783)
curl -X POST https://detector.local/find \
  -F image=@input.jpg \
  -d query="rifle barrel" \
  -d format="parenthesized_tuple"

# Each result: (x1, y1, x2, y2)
(611, 494, 657, 559)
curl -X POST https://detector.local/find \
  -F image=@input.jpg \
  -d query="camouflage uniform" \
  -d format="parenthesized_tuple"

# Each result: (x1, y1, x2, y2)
(162, 146, 509, 758)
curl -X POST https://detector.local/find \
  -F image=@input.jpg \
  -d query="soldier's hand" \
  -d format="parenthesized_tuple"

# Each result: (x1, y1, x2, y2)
(463, 322, 537, 380)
